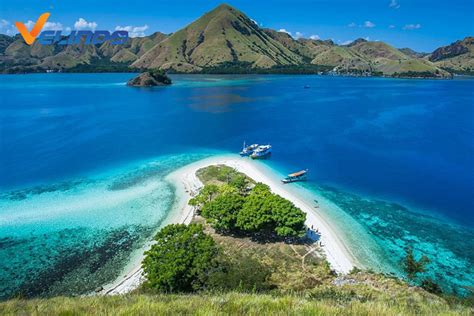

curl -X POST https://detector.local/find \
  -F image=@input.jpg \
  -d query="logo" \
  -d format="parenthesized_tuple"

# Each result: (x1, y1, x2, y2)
(15, 12, 50, 45)
(15, 13, 128, 46)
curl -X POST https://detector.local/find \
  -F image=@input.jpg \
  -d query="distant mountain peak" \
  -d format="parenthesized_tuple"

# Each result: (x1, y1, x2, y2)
(0, 3, 465, 77)
(347, 38, 368, 46)
(214, 3, 235, 11)
(429, 36, 473, 62)
(132, 2, 303, 71)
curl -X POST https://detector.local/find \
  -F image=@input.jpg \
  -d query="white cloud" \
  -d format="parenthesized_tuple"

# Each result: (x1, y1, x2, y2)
(310, 34, 320, 40)
(349, 21, 376, 28)
(42, 22, 64, 31)
(389, 0, 400, 9)
(364, 21, 376, 28)
(0, 19, 9, 29)
(23, 20, 64, 31)
(403, 23, 421, 30)
(24, 20, 35, 30)
(115, 24, 149, 37)
(295, 31, 304, 39)
(0, 19, 15, 35)
(0, 18, 65, 35)
(278, 28, 292, 36)
(389, 24, 396, 29)
(74, 18, 97, 31)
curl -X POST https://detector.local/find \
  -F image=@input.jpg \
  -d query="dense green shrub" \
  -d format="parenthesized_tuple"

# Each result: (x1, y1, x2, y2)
(148, 68, 172, 84)
(189, 184, 220, 209)
(193, 180, 306, 239)
(236, 183, 306, 238)
(201, 192, 244, 232)
(142, 224, 218, 292)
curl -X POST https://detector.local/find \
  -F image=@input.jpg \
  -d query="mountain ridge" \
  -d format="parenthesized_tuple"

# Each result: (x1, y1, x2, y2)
(0, 3, 471, 77)
(131, 4, 303, 72)
(427, 37, 474, 74)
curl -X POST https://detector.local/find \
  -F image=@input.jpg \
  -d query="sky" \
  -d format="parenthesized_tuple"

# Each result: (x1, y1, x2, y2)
(0, 0, 472, 52)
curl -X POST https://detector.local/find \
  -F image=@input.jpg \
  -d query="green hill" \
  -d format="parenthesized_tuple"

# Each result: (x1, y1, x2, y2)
(399, 47, 428, 58)
(262, 29, 334, 62)
(0, 4, 471, 77)
(0, 32, 168, 73)
(131, 4, 303, 72)
(262, 34, 449, 77)
(428, 37, 474, 75)
(311, 45, 372, 74)
(348, 39, 449, 77)
(0, 34, 16, 54)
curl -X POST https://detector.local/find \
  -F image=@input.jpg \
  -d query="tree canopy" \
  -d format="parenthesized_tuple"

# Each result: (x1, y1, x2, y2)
(142, 224, 218, 292)
(148, 68, 172, 84)
(192, 179, 306, 239)
(403, 247, 430, 280)
(201, 191, 244, 232)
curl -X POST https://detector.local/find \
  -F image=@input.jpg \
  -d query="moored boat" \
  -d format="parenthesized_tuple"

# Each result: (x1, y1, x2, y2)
(250, 145, 272, 159)
(282, 169, 308, 183)
(240, 142, 259, 156)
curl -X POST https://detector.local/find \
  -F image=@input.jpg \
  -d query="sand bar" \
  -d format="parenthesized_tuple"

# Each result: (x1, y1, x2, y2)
(104, 155, 355, 294)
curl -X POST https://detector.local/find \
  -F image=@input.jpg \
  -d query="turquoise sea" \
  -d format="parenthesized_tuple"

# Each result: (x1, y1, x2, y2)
(0, 74, 473, 298)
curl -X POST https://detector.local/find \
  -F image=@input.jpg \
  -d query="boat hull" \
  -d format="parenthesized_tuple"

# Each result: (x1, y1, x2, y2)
(250, 152, 271, 159)
(282, 178, 307, 184)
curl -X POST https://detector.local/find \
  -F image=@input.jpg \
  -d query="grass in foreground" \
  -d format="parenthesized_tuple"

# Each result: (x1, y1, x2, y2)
(1, 292, 471, 316)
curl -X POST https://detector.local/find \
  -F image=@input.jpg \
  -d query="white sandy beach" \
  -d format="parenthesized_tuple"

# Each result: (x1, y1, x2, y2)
(103, 155, 355, 295)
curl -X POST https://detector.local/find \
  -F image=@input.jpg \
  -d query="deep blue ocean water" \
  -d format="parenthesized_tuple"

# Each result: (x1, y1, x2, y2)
(0, 73, 473, 298)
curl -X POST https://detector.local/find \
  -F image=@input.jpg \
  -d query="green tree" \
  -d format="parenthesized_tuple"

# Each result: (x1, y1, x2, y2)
(201, 192, 244, 232)
(235, 183, 306, 238)
(217, 167, 233, 183)
(189, 184, 220, 209)
(142, 224, 218, 292)
(236, 184, 274, 234)
(148, 68, 172, 84)
(229, 174, 247, 192)
(403, 247, 430, 280)
(270, 195, 306, 238)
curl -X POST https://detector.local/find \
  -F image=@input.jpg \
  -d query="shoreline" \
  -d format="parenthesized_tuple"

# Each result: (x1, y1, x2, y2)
(103, 154, 356, 295)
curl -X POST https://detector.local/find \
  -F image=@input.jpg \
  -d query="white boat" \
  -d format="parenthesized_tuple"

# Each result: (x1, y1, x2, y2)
(240, 142, 259, 156)
(250, 145, 272, 159)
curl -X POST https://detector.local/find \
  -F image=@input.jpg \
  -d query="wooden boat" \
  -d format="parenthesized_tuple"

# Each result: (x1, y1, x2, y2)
(282, 169, 308, 183)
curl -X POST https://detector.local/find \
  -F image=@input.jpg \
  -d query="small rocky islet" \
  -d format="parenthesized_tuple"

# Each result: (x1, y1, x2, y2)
(126, 69, 172, 87)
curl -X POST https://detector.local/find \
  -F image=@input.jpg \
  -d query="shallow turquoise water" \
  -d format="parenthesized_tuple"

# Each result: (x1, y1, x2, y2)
(0, 74, 473, 297)
(0, 152, 213, 298)
(313, 184, 473, 294)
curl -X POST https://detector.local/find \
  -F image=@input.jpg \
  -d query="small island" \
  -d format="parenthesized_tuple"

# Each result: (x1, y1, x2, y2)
(0, 160, 471, 315)
(126, 69, 172, 87)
